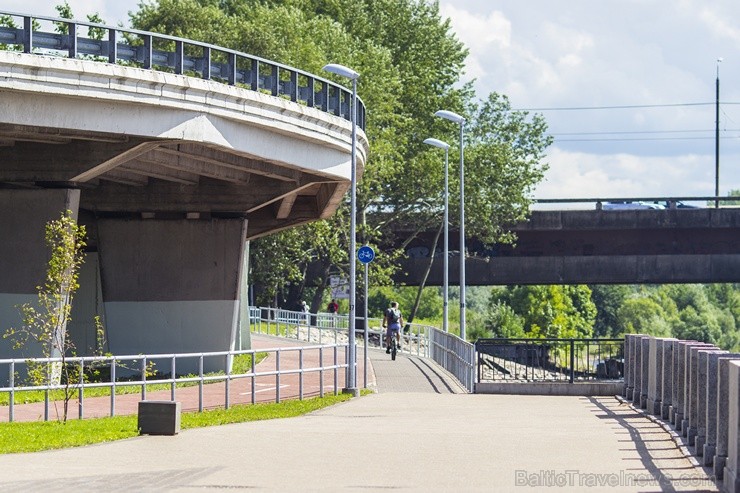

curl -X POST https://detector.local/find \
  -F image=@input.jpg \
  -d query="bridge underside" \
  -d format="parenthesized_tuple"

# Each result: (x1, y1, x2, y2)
(0, 52, 367, 371)
(396, 209, 740, 285)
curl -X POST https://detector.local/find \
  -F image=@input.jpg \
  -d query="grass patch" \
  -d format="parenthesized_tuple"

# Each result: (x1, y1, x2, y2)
(0, 353, 268, 406)
(0, 390, 367, 454)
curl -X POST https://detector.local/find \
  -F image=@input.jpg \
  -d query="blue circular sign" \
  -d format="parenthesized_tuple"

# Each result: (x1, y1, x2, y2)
(357, 245, 375, 264)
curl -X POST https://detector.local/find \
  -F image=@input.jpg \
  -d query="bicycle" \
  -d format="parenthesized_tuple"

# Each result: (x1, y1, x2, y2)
(389, 335, 398, 360)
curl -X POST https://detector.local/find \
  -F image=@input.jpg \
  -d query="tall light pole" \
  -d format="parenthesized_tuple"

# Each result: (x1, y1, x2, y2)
(434, 110, 466, 341)
(423, 137, 450, 333)
(715, 57, 723, 209)
(323, 63, 359, 395)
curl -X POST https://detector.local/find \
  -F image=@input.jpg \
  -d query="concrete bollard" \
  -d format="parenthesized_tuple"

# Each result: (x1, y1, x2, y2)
(715, 357, 740, 480)
(669, 339, 683, 424)
(138, 400, 181, 436)
(686, 345, 718, 444)
(674, 341, 696, 431)
(661, 339, 677, 420)
(694, 349, 726, 454)
(640, 337, 650, 409)
(647, 338, 672, 416)
(724, 361, 740, 493)
(632, 336, 645, 405)
(704, 353, 740, 466)
(624, 334, 634, 399)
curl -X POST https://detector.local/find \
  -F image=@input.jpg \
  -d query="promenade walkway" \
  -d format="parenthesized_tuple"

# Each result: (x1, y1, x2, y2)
(0, 335, 720, 492)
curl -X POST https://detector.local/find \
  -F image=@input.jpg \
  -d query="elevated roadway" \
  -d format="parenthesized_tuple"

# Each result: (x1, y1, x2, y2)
(397, 207, 740, 285)
(0, 12, 368, 370)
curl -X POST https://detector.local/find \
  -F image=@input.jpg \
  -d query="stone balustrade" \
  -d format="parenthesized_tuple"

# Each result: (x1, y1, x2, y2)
(624, 334, 740, 493)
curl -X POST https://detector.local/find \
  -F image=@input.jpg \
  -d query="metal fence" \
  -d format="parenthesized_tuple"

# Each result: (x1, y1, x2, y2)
(476, 338, 624, 383)
(429, 328, 475, 392)
(0, 343, 347, 423)
(0, 10, 365, 129)
(249, 306, 433, 358)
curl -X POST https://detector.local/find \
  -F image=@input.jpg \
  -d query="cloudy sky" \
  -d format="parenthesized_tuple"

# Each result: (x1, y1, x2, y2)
(4, 0, 739, 204)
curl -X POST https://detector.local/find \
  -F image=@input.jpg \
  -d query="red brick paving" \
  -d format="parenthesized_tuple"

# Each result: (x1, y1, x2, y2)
(0, 334, 373, 422)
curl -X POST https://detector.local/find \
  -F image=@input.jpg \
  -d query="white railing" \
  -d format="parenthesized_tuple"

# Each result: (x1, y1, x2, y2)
(250, 306, 475, 392)
(429, 328, 475, 393)
(249, 306, 433, 357)
(0, 343, 347, 422)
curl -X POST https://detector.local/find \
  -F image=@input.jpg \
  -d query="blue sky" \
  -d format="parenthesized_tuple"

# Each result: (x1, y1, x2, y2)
(4, 0, 740, 204)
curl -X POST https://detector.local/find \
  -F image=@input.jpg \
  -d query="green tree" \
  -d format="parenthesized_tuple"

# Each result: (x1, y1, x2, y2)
(589, 285, 631, 337)
(3, 211, 87, 422)
(489, 285, 596, 339)
(128, 1, 552, 327)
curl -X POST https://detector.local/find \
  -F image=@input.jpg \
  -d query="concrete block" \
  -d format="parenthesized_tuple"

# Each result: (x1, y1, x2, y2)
(647, 338, 668, 416)
(705, 353, 740, 466)
(632, 336, 645, 405)
(661, 339, 677, 420)
(695, 350, 727, 455)
(640, 337, 650, 409)
(138, 400, 181, 436)
(724, 361, 740, 493)
(687, 345, 718, 445)
(715, 357, 740, 479)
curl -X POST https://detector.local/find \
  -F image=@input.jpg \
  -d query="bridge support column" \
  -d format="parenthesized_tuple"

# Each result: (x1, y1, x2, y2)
(97, 218, 248, 375)
(0, 189, 80, 362)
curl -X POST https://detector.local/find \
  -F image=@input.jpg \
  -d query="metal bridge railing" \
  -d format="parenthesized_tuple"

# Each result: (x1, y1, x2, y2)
(476, 338, 624, 383)
(0, 10, 365, 129)
(429, 329, 475, 392)
(0, 342, 347, 423)
(249, 306, 433, 358)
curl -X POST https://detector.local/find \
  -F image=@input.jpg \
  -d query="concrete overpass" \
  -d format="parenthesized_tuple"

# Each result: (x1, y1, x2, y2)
(396, 207, 740, 285)
(0, 12, 368, 370)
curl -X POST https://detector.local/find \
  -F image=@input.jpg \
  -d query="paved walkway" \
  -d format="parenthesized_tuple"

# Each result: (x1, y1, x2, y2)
(0, 336, 720, 492)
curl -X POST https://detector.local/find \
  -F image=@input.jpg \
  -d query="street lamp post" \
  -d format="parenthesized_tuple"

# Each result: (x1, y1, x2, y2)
(323, 63, 360, 395)
(423, 138, 450, 333)
(434, 110, 466, 341)
(715, 57, 722, 209)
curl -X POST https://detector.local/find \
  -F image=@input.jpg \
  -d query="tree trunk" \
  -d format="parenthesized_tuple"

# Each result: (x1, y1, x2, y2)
(407, 218, 444, 324)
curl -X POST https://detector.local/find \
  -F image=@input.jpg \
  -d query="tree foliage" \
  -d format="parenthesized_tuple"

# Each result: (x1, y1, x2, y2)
(2, 211, 88, 422)
(127, 0, 552, 315)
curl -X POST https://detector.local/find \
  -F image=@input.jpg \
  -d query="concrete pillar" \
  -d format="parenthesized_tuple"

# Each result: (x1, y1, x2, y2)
(705, 353, 740, 466)
(669, 339, 683, 424)
(647, 337, 672, 416)
(684, 343, 716, 438)
(715, 357, 740, 479)
(626, 334, 640, 401)
(724, 361, 740, 493)
(694, 349, 726, 454)
(623, 334, 632, 398)
(97, 218, 248, 375)
(0, 189, 81, 368)
(632, 336, 645, 405)
(639, 336, 650, 408)
(661, 339, 677, 420)
(674, 341, 703, 432)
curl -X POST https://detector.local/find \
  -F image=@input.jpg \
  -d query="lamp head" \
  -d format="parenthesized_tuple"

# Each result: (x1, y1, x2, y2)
(435, 110, 465, 124)
(322, 63, 360, 80)
(423, 138, 450, 150)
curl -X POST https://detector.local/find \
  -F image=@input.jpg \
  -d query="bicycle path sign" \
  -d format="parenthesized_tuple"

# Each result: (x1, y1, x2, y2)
(357, 245, 375, 264)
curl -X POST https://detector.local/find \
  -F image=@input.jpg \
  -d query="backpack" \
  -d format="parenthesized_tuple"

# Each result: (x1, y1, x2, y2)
(387, 308, 400, 323)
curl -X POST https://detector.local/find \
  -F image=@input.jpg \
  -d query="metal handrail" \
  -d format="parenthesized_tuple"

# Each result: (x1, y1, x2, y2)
(0, 10, 365, 129)
(0, 342, 347, 422)
(476, 337, 624, 383)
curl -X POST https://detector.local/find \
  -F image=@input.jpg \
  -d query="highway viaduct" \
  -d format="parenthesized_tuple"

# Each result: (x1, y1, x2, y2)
(0, 13, 368, 371)
(395, 207, 740, 286)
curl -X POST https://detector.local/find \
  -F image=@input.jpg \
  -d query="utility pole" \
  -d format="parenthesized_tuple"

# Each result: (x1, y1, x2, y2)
(715, 57, 722, 208)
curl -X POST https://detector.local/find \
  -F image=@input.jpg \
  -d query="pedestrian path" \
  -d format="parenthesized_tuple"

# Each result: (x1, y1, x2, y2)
(0, 334, 720, 492)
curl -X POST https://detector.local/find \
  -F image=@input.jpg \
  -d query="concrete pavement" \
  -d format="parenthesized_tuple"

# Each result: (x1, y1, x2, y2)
(0, 337, 720, 492)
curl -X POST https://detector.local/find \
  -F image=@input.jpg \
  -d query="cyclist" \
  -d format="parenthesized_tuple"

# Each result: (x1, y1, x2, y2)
(382, 301, 403, 353)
